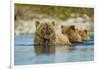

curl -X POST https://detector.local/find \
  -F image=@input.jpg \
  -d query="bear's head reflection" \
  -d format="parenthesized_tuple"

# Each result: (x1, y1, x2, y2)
(34, 45, 55, 55)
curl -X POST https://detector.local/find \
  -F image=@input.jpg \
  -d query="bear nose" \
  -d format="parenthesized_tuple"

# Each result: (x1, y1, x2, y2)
(48, 31, 51, 34)
(46, 29, 50, 35)
(44, 35, 49, 39)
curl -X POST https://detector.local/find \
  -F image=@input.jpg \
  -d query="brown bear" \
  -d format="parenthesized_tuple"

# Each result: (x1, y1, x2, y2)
(61, 25, 82, 42)
(34, 21, 71, 46)
(34, 21, 56, 46)
(55, 33, 71, 45)
(78, 29, 90, 41)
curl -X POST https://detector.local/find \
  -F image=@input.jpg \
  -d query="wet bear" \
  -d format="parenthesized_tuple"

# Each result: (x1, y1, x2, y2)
(78, 29, 90, 41)
(34, 21, 56, 46)
(55, 33, 71, 45)
(61, 25, 82, 42)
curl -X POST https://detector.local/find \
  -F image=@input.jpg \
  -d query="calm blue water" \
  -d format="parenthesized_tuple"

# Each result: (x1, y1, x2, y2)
(14, 35, 94, 65)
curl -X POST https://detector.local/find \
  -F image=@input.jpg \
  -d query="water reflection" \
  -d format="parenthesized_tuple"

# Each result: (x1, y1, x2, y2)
(33, 45, 56, 64)
(15, 35, 94, 65)
(34, 45, 56, 55)
(34, 45, 76, 63)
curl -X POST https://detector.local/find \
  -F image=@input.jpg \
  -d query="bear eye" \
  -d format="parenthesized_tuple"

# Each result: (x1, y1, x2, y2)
(76, 38, 78, 40)
(67, 31, 71, 34)
(41, 28, 46, 33)
(49, 29, 52, 32)
(42, 27, 45, 30)
(41, 29, 45, 35)
(62, 31, 64, 34)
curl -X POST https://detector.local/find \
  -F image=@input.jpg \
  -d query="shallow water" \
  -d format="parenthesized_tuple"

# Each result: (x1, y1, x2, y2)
(14, 35, 94, 65)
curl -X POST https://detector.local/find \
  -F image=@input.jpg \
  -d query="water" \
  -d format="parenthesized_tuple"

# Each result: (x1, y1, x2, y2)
(14, 35, 94, 65)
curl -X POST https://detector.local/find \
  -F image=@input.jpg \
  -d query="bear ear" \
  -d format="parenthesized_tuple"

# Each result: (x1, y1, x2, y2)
(70, 25, 75, 30)
(61, 25, 64, 29)
(36, 21, 40, 27)
(52, 21, 55, 26)
(84, 29, 88, 33)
